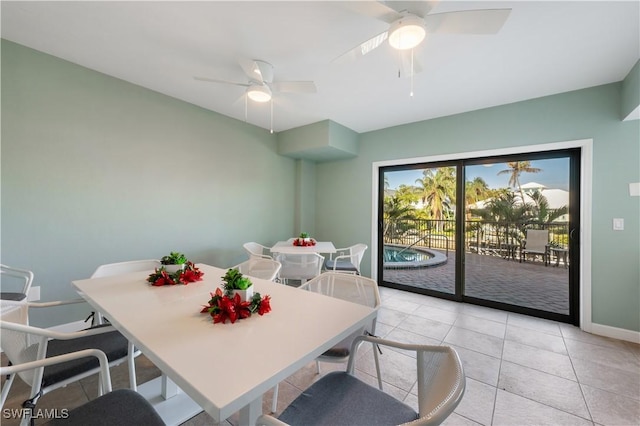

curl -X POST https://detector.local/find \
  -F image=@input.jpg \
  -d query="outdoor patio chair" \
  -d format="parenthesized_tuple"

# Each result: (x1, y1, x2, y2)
(1, 348, 164, 426)
(89, 259, 162, 390)
(258, 336, 465, 426)
(243, 242, 274, 260)
(270, 272, 381, 413)
(520, 229, 549, 264)
(231, 258, 282, 281)
(0, 302, 135, 422)
(1, 264, 34, 302)
(275, 252, 324, 285)
(324, 243, 368, 274)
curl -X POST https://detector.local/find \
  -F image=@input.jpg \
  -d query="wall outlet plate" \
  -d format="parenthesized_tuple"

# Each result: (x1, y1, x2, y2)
(613, 218, 624, 231)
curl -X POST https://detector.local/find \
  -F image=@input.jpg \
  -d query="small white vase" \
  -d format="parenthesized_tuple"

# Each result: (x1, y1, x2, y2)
(232, 287, 254, 302)
(162, 264, 185, 273)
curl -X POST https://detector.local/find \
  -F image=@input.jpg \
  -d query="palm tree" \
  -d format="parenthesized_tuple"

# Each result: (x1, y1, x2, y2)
(465, 177, 490, 219)
(528, 189, 569, 224)
(497, 161, 541, 204)
(383, 195, 416, 242)
(415, 167, 456, 230)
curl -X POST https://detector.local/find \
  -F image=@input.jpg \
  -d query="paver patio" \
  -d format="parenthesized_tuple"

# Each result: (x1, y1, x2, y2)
(383, 249, 570, 315)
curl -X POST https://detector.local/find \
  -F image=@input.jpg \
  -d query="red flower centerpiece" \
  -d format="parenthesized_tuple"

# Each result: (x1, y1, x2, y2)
(147, 252, 204, 286)
(293, 232, 316, 247)
(200, 269, 271, 324)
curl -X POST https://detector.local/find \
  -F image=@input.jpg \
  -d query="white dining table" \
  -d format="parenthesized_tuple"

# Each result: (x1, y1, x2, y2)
(71, 264, 376, 425)
(270, 240, 336, 255)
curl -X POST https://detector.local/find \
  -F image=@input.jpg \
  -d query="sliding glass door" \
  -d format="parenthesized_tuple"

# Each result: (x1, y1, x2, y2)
(379, 149, 580, 324)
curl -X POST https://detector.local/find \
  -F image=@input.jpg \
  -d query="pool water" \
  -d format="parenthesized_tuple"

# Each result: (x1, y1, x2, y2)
(383, 245, 448, 269)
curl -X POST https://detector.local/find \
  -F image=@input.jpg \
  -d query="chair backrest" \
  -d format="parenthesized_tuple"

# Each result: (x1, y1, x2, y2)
(1, 264, 34, 300)
(300, 272, 380, 334)
(277, 253, 324, 282)
(243, 242, 272, 260)
(232, 258, 282, 281)
(524, 230, 549, 251)
(0, 303, 37, 385)
(90, 259, 161, 278)
(348, 243, 368, 269)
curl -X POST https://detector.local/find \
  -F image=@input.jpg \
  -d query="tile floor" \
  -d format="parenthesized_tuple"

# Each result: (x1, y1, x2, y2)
(2, 287, 639, 425)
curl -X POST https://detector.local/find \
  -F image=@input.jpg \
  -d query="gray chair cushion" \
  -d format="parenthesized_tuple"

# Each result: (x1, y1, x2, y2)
(41, 327, 129, 388)
(324, 259, 358, 272)
(48, 389, 165, 425)
(278, 371, 418, 426)
(1, 292, 27, 301)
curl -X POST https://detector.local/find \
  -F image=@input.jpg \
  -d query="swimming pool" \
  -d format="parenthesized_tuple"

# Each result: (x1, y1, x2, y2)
(383, 244, 448, 269)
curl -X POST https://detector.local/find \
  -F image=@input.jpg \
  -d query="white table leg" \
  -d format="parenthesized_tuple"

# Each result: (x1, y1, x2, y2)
(238, 396, 263, 426)
(161, 374, 179, 399)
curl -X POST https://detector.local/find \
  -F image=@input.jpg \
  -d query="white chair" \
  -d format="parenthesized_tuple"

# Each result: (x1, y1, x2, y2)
(89, 259, 161, 390)
(519, 229, 549, 264)
(90, 259, 161, 278)
(1, 348, 164, 426)
(231, 258, 282, 281)
(270, 272, 381, 413)
(243, 242, 273, 260)
(259, 336, 465, 426)
(1, 264, 34, 302)
(324, 243, 367, 274)
(0, 302, 135, 423)
(275, 252, 324, 285)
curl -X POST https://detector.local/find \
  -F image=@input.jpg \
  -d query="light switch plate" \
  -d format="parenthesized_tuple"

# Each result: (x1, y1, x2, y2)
(613, 218, 624, 231)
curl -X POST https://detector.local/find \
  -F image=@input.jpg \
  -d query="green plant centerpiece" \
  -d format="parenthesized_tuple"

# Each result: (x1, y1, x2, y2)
(293, 232, 316, 247)
(160, 252, 187, 272)
(147, 252, 203, 286)
(222, 268, 253, 300)
(200, 268, 271, 324)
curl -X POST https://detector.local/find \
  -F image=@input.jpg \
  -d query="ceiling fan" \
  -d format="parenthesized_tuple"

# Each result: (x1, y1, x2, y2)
(336, 1, 512, 65)
(194, 59, 316, 104)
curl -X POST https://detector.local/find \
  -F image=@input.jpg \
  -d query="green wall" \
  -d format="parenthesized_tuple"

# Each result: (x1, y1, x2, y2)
(1, 40, 297, 326)
(3, 39, 639, 334)
(314, 84, 640, 333)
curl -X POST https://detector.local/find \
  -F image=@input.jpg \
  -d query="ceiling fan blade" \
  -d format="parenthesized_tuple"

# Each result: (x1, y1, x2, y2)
(332, 30, 389, 64)
(381, 1, 439, 19)
(341, 1, 400, 24)
(271, 81, 317, 94)
(194, 76, 249, 87)
(424, 9, 512, 34)
(238, 59, 274, 84)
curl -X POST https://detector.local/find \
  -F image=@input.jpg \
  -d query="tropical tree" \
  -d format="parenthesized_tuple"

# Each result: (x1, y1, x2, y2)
(497, 161, 541, 204)
(465, 177, 490, 219)
(473, 190, 533, 245)
(528, 189, 569, 224)
(383, 195, 416, 242)
(415, 167, 456, 229)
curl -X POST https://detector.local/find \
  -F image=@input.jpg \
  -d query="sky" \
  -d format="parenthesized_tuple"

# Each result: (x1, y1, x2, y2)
(385, 158, 570, 191)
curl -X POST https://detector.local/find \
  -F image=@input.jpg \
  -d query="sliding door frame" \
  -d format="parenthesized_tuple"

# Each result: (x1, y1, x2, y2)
(371, 139, 593, 331)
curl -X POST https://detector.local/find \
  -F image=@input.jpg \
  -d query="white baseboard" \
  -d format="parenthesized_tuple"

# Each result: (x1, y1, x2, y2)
(591, 322, 640, 344)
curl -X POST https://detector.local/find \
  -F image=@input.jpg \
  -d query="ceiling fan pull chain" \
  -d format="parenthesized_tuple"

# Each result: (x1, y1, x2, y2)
(270, 98, 274, 134)
(244, 95, 248, 122)
(410, 48, 415, 98)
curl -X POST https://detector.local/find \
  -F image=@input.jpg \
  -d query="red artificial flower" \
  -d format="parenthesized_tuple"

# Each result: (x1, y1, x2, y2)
(257, 295, 272, 315)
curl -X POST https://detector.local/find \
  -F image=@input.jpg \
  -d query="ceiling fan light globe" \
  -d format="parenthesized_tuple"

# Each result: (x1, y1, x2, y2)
(388, 15, 426, 50)
(247, 84, 272, 102)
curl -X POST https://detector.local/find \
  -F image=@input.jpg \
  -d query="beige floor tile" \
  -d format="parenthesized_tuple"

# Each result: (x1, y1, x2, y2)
(377, 306, 410, 327)
(396, 313, 453, 341)
(502, 339, 576, 380)
(505, 323, 568, 355)
(413, 304, 459, 324)
(458, 303, 509, 324)
(448, 345, 501, 387)
(493, 389, 593, 426)
(453, 313, 506, 339)
(565, 338, 640, 374)
(572, 357, 640, 401)
(453, 378, 496, 425)
(444, 326, 504, 358)
(581, 384, 640, 426)
(507, 312, 562, 336)
(499, 361, 591, 418)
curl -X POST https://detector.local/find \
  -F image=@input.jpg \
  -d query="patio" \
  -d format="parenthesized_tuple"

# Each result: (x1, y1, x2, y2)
(383, 249, 570, 315)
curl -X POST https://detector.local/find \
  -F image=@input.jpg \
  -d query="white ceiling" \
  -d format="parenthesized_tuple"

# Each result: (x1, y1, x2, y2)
(2, 1, 639, 133)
